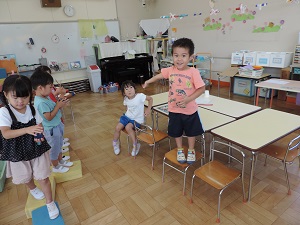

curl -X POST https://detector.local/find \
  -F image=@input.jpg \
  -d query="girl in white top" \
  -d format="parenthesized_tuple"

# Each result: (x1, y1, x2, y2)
(0, 75, 59, 219)
(113, 80, 153, 156)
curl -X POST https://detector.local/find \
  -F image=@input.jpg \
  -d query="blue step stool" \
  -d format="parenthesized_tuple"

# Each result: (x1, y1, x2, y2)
(32, 202, 64, 225)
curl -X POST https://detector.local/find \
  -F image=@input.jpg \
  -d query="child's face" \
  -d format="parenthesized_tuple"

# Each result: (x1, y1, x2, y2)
(124, 85, 136, 99)
(172, 47, 193, 71)
(4, 91, 30, 113)
(39, 83, 54, 97)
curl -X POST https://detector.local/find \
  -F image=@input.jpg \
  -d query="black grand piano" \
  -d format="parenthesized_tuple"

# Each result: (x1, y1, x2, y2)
(98, 53, 153, 85)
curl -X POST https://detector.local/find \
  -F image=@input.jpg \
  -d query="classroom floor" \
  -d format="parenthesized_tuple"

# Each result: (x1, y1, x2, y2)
(0, 82, 300, 225)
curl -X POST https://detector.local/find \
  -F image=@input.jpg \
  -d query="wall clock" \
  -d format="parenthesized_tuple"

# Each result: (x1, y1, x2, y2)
(64, 5, 75, 17)
(51, 34, 60, 43)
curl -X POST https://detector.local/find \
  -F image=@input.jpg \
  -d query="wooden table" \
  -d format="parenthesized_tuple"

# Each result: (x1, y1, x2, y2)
(255, 78, 300, 108)
(234, 73, 271, 104)
(145, 92, 168, 128)
(216, 67, 238, 97)
(210, 108, 300, 201)
(153, 104, 236, 132)
(144, 91, 168, 107)
(153, 104, 236, 161)
(196, 94, 261, 119)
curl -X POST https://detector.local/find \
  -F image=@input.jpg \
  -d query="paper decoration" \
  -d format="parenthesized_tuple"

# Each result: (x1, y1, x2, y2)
(255, 3, 268, 10)
(160, 13, 188, 21)
(253, 20, 284, 33)
(209, 0, 220, 15)
(236, 3, 247, 14)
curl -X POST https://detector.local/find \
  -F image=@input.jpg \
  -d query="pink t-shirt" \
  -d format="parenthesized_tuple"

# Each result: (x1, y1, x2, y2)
(162, 66, 205, 115)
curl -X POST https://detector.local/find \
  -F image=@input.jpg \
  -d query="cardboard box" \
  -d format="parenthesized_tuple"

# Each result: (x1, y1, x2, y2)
(256, 52, 271, 66)
(231, 52, 243, 65)
(269, 52, 293, 68)
(233, 77, 255, 97)
(243, 52, 257, 65)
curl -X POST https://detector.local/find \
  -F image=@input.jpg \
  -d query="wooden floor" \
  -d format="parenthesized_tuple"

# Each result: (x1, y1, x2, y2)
(1, 82, 300, 225)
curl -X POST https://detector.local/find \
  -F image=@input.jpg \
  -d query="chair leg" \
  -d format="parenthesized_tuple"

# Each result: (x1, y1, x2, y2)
(127, 135, 130, 156)
(151, 145, 156, 170)
(190, 174, 196, 203)
(264, 155, 268, 166)
(283, 163, 291, 195)
(216, 189, 224, 223)
(162, 157, 166, 182)
(182, 167, 189, 196)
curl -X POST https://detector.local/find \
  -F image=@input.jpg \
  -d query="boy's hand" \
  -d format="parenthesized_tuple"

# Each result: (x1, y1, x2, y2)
(57, 98, 70, 108)
(142, 81, 148, 89)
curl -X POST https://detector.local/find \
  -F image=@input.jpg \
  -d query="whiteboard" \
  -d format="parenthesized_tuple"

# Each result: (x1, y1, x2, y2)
(0, 21, 120, 68)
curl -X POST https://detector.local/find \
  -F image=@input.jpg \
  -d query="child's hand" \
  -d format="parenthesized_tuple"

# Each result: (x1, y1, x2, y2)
(26, 125, 44, 136)
(142, 81, 148, 89)
(176, 98, 189, 108)
(57, 98, 70, 108)
(144, 108, 151, 117)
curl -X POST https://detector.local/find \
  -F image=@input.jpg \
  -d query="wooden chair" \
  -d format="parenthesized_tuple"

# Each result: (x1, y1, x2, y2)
(190, 140, 246, 223)
(162, 143, 204, 196)
(260, 134, 300, 195)
(134, 121, 171, 170)
(121, 129, 130, 155)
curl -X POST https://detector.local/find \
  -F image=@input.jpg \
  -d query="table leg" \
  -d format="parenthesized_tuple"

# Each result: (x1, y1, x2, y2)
(229, 77, 231, 99)
(248, 151, 257, 202)
(217, 74, 220, 97)
(255, 88, 260, 106)
(269, 89, 274, 108)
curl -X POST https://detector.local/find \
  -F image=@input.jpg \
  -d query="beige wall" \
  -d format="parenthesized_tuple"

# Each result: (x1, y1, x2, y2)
(115, 0, 155, 40)
(0, 0, 117, 22)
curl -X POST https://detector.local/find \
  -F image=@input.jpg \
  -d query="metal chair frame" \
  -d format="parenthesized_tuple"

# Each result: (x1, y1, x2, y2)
(190, 139, 246, 223)
(134, 121, 171, 169)
(262, 134, 300, 195)
(162, 134, 205, 195)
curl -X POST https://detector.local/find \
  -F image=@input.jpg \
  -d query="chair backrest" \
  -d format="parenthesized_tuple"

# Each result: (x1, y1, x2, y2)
(134, 121, 155, 145)
(210, 140, 246, 175)
(284, 134, 300, 162)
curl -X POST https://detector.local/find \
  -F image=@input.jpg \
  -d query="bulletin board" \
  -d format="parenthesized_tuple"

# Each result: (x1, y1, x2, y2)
(0, 20, 120, 68)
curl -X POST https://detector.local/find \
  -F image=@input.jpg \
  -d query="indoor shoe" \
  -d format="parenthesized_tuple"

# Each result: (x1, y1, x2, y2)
(177, 149, 187, 164)
(113, 140, 120, 155)
(46, 201, 59, 220)
(63, 138, 69, 143)
(62, 155, 70, 161)
(62, 142, 70, 148)
(187, 149, 196, 164)
(30, 187, 45, 200)
(52, 165, 69, 173)
(58, 160, 73, 167)
(131, 143, 141, 157)
(61, 147, 69, 153)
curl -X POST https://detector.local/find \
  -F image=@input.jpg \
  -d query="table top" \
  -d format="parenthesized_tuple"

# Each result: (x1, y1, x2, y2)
(235, 73, 271, 80)
(217, 67, 239, 77)
(196, 94, 261, 119)
(145, 92, 168, 107)
(255, 78, 300, 93)
(153, 104, 235, 132)
(211, 108, 300, 151)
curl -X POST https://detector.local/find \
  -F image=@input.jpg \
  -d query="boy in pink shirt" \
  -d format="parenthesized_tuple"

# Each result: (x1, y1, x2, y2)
(143, 38, 205, 164)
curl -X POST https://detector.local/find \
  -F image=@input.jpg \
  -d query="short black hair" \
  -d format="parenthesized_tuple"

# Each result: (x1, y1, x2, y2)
(121, 80, 136, 96)
(0, 75, 34, 112)
(172, 37, 195, 56)
(35, 65, 51, 74)
(30, 70, 54, 90)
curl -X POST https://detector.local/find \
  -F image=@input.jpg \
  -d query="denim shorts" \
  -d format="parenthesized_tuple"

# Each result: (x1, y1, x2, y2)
(44, 122, 64, 161)
(119, 115, 140, 128)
